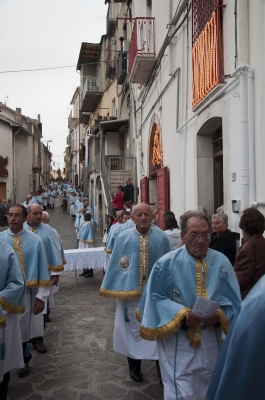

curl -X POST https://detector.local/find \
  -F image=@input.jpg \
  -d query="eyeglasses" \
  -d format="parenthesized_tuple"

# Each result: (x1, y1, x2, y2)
(186, 233, 211, 241)
(7, 213, 23, 219)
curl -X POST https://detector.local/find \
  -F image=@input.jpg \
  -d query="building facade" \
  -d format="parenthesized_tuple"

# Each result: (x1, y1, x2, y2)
(0, 103, 43, 203)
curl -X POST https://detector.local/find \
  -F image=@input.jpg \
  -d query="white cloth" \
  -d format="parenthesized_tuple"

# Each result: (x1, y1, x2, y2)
(164, 228, 181, 250)
(113, 299, 158, 360)
(78, 241, 93, 249)
(157, 329, 220, 400)
(64, 248, 107, 271)
(0, 313, 24, 381)
(18, 288, 49, 342)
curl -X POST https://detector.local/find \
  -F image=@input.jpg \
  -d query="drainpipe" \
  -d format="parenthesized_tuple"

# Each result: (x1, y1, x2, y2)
(239, 69, 249, 212)
(13, 126, 20, 203)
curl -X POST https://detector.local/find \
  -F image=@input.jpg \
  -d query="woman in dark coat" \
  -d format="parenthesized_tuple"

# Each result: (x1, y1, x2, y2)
(234, 207, 265, 299)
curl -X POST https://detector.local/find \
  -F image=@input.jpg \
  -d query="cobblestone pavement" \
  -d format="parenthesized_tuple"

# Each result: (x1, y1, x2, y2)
(4, 201, 163, 400)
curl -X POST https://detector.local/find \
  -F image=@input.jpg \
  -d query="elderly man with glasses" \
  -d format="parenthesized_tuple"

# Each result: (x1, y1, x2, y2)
(138, 210, 241, 400)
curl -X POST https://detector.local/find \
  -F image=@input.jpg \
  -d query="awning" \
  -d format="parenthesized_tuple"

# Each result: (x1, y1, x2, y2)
(99, 118, 129, 131)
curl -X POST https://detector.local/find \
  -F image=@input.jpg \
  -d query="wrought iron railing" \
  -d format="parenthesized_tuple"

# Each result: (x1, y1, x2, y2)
(82, 77, 101, 100)
(128, 18, 155, 75)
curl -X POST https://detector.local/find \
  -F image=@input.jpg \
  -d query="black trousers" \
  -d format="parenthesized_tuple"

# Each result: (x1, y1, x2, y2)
(22, 341, 32, 364)
(127, 357, 162, 381)
(127, 357, 141, 374)
(0, 371, 10, 400)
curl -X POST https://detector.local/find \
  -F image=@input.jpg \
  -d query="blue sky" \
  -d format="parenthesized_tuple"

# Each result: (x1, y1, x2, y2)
(0, 0, 107, 167)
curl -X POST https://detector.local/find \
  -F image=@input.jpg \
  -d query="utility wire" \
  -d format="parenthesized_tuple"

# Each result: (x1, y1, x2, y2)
(0, 61, 106, 74)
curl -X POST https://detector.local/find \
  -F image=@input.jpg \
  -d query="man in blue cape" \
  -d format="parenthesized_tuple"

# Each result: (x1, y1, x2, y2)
(0, 204, 50, 377)
(138, 210, 241, 400)
(24, 204, 64, 353)
(206, 274, 265, 400)
(99, 203, 171, 382)
(0, 240, 26, 399)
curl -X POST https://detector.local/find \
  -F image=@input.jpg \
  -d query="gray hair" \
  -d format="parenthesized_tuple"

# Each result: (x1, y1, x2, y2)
(180, 210, 211, 234)
(42, 211, 50, 219)
(212, 213, 228, 224)
(216, 205, 224, 213)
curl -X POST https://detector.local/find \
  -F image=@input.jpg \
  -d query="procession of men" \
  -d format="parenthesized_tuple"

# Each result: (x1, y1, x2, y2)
(1, 179, 265, 400)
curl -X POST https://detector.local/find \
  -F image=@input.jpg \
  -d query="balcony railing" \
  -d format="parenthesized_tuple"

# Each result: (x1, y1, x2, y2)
(82, 77, 101, 101)
(68, 110, 79, 129)
(117, 51, 127, 84)
(128, 18, 156, 84)
(81, 76, 102, 113)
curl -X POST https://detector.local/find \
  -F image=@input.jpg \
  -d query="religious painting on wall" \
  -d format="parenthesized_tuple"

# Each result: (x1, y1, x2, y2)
(151, 124, 162, 170)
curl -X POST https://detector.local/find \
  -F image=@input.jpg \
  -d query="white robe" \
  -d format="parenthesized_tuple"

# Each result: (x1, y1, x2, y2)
(0, 314, 24, 381)
(157, 329, 220, 400)
(113, 299, 158, 360)
(18, 287, 50, 342)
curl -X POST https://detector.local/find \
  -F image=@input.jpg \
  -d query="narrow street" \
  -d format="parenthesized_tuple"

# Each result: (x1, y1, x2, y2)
(7, 201, 163, 400)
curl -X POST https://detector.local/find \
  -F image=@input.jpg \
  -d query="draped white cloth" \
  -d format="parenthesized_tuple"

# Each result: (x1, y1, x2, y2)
(64, 247, 107, 271)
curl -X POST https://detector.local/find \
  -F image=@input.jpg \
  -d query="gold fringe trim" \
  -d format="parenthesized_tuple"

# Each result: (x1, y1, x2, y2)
(104, 248, 112, 254)
(217, 308, 230, 335)
(0, 316, 6, 328)
(136, 307, 141, 322)
(0, 297, 25, 314)
(140, 307, 191, 341)
(13, 235, 27, 278)
(27, 280, 50, 289)
(63, 260, 67, 265)
(48, 264, 64, 272)
(79, 239, 94, 244)
(99, 288, 142, 299)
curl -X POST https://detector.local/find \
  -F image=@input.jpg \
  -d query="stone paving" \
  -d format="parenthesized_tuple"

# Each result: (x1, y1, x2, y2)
(4, 201, 164, 400)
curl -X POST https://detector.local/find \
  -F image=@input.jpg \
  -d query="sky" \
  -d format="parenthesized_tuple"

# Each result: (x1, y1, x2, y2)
(0, 0, 107, 169)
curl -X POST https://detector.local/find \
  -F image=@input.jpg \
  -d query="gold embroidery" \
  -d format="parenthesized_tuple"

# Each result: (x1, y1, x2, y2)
(99, 288, 142, 300)
(140, 307, 191, 341)
(139, 236, 148, 289)
(79, 239, 94, 244)
(13, 236, 26, 278)
(104, 248, 112, 254)
(48, 264, 64, 272)
(27, 280, 50, 289)
(63, 259, 67, 265)
(0, 297, 25, 314)
(190, 260, 209, 347)
(0, 316, 6, 328)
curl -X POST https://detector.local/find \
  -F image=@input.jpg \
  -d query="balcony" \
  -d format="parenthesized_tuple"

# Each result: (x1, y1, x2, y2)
(32, 155, 41, 171)
(129, 18, 156, 84)
(106, 2, 118, 37)
(117, 51, 127, 84)
(68, 110, 79, 129)
(80, 112, 91, 124)
(81, 77, 102, 113)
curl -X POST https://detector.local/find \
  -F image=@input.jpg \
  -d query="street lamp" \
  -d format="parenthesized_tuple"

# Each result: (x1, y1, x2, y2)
(41, 140, 53, 149)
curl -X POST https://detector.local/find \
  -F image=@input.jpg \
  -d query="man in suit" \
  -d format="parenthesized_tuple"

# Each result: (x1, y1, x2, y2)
(209, 213, 236, 265)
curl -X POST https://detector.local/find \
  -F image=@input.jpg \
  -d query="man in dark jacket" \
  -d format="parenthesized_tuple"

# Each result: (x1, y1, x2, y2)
(121, 178, 134, 204)
(210, 213, 236, 265)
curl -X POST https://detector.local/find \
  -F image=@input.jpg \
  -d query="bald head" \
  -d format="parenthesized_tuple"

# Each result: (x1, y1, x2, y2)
(132, 203, 153, 234)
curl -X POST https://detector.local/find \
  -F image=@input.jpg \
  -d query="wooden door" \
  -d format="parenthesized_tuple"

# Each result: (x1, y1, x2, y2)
(140, 176, 149, 203)
(157, 167, 169, 230)
(0, 183, 6, 202)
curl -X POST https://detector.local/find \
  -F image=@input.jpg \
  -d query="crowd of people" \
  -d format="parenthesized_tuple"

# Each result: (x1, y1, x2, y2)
(101, 201, 265, 400)
(1, 176, 265, 399)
